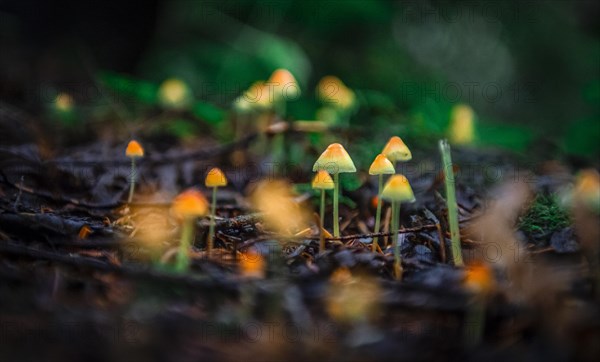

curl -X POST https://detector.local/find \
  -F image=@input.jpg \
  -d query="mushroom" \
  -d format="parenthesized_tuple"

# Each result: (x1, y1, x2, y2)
(448, 104, 475, 145)
(205, 167, 228, 255)
(267, 69, 300, 166)
(171, 189, 209, 271)
(268, 69, 300, 103)
(316, 75, 356, 110)
(463, 262, 495, 347)
(313, 143, 356, 237)
(312, 170, 335, 231)
(571, 169, 600, 296)
(368, 154, 395, 252)
(381, 136, 412, 169)
(158, 78, 192, 109)
(125, 140, 144, 203)
(381, 174, 415, 280)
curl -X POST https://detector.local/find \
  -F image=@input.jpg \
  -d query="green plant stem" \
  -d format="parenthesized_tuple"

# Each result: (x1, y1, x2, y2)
(208, 187, 217, 255)
(128, 158, 136, 203)
(333, 173, 340, 237)
(440, 140, 464, 267)
(175, 218, 194, 272)
(372, 174, 384, 252)
(320, 189, 326, 228)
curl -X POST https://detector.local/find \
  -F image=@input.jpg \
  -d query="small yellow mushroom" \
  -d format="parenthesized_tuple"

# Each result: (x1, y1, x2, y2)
(171, 189, 209, 272)
(313, 143, 356, 237)
(381, 174, 416, 280)
(382, 136, 412, 165)
(369, 154, 396, 252)
(205, 167, 228, 254)
(125, 140, 144, 203)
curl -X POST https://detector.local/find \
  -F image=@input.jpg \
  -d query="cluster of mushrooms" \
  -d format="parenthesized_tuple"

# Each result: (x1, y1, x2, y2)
(125, 136, 415, 279)
(126, 139, 228, 271)
(312, 137, 414, 279)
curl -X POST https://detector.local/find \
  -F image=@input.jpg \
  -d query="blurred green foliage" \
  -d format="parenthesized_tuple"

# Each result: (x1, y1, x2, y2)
(90, 1, 597, 160)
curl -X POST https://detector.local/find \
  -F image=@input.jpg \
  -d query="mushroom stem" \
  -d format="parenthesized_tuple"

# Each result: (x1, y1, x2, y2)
(175, 218, 194, 272)
(275, 98, 287, 118)
(439, 139, 464, 266)
(333, 173, 340, 237)
(207, 186, 217, 255)
(392, 201, 403, 280)
(320, 189, 326, 228)
(372, 174, 384, 252)
(127, 158, 136, 203)
(464, 296, 485, 348)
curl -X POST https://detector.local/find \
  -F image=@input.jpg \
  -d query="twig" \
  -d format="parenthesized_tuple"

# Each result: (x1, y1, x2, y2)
(0, 241, 240, 292)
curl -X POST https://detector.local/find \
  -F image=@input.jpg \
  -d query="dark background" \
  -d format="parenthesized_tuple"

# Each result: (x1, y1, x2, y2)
(1, 0, 599, 158)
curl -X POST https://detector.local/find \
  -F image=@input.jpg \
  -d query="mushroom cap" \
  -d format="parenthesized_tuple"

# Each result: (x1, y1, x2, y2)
(382, 136, 412, 162)
(574, 169, 600, 212)
(449, 104, 475, 145)
(269, 69, 300, 99)
(317, 76, 355, 109)
(381, 175, 415, 202)
(464, 263, 495, 295)
(171, 189, 209, 219)
(126, 140, 144, 158)
(243, 81, 273, 109)
(312, 143, 356, 174)
(205, 167, 228, 188)
(55, 93, 74, 112)
(158, 78, 191, 108)
(312, 170, 335, 190)
(369, 154, 395, 175)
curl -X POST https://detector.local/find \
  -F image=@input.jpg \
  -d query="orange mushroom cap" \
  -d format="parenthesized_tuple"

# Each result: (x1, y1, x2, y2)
(464, 263, 495, 295)
(369, 154, 395, 175)
(171, 189, 209, 219)
(381, 174, 415, 202)
(126, 140, 144, 158)
(312, 170, 335, 190)
(382, 136, 411, 162)
(240, 249, 266, 278)
(268, 69, 300, 99)
(205, 167, 228, 188)
(312, 143, 356, 174)
(573, 169, 600, 212)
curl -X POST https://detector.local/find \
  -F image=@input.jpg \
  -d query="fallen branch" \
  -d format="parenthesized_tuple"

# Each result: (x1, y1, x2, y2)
(0, 241, 240, 292)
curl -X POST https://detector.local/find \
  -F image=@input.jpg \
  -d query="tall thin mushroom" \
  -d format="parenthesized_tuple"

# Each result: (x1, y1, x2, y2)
(368, 154, 396, 252)
(205, 167, 228, 255)
(381, 175, 415, 280)
(313, 143, 356, 237)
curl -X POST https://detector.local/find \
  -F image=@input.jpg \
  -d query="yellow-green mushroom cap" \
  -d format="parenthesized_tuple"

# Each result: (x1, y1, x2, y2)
(312, 170, 335, 190)
(369, 154, 395, 175)
(382, 136, 412, 162)
(312, 143, 356, 174)
(381, 175, 415, 203)
(449, 104, 475, 145)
